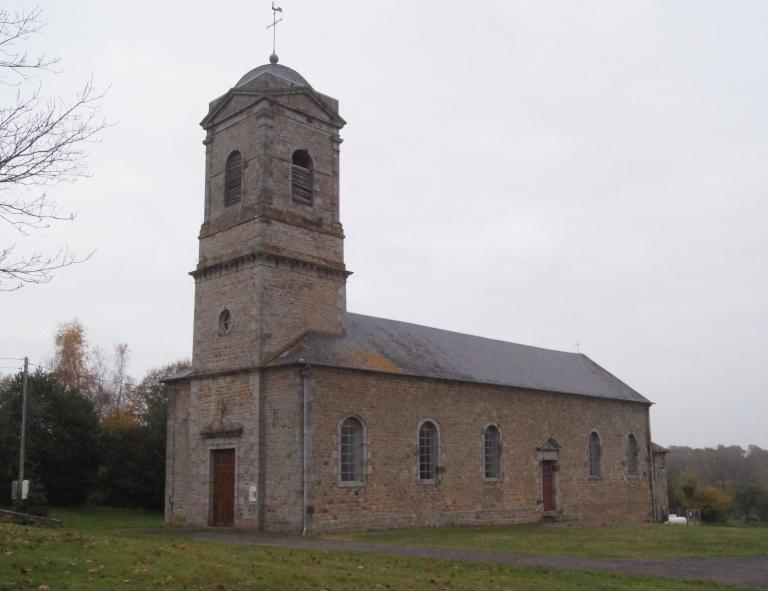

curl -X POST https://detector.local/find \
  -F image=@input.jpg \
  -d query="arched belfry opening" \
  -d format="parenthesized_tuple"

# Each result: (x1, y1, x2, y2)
(291, 149, 314, 206)
(224, 151, 243, 207)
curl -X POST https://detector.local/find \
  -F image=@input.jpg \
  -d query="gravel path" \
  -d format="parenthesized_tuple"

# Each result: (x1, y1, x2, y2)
(182, 529, 768, 589)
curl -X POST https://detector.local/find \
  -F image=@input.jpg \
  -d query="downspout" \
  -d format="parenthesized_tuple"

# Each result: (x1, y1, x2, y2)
(167, 383, 176, 518)
(300, 363, 311, 536)
(646, 407, 658, 522)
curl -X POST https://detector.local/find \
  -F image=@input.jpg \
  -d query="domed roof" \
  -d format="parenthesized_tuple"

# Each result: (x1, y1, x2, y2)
(235, 63, 310, 89)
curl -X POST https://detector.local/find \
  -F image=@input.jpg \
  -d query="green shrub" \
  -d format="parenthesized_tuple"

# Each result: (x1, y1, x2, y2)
(694, 485, 734, 522)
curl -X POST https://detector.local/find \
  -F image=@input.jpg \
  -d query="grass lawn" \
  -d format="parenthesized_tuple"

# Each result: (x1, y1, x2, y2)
(349, 521, 768, 559)
(0, 508, 758, 590)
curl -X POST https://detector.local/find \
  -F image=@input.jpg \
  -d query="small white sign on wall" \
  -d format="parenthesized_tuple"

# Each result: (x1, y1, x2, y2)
(248, 485, 257, 503)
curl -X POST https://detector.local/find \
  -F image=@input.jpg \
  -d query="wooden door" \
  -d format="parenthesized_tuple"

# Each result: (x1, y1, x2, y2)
(542, 461, 556, 511)
(211, 449, 235, 527)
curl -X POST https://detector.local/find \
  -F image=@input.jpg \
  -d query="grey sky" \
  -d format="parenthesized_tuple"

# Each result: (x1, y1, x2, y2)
(1, 1, 766, 448)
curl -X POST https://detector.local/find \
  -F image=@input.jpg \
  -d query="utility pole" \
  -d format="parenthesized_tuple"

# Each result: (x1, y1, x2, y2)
(18, 356, 29, 494)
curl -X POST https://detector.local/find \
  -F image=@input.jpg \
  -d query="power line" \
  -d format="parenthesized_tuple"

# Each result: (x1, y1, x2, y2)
(29, 360, 131, 385)
(2, 358, 133, 386)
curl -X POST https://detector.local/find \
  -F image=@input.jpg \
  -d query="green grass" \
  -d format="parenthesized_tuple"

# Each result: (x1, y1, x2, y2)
(0, 508, 759, 590)
(49, 506, 163, 533)
(348, 522, 768, 559)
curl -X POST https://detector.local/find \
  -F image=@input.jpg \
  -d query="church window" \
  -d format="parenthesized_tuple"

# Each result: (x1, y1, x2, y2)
(218, 309, 233, 334)
(340, 417, 364, 484)
(588, 431, 602, 479)
(291, 149, 313, 206)
(224, 151, 243, 207)
(419, 421, 439, 481)
(483, 425, 501, 480)
(627, 433, 639, 476)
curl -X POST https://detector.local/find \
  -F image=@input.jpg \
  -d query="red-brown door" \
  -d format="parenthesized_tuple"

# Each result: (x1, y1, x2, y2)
(211, 449, 235, 527)
(542, 461, 556, 511)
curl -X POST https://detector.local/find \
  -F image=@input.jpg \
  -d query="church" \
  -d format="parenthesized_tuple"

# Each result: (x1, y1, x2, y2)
(164, 54, 669, 533)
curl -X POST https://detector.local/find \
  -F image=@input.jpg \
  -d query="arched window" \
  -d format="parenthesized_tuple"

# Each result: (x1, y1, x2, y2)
(483, 425, 501, 480)
(224, 151, 243, 207)
(588, 431, 601, 478)
(291, 149, 313, 206)
(418, 421, 439, 481)
(627, 434, 639, 476)
(340, 417, 364, 483)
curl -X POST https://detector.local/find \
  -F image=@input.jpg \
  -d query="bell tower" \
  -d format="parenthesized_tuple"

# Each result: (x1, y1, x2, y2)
(191, 60, 349, 374)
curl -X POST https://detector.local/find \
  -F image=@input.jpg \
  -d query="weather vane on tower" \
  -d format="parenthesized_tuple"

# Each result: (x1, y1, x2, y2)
(267, 1, 283, 64)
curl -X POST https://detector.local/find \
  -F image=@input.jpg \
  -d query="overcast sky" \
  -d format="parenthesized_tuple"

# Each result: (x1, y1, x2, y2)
(1, 0, 766, 449)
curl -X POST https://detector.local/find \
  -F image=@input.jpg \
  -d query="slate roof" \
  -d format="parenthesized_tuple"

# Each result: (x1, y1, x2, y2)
(235, 63, 310, 89)
(267, 313, 651, 404)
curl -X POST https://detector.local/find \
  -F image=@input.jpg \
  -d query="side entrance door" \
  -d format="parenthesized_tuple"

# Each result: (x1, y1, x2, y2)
(211, 449, 235, 527)
(542, 461, 556, 511)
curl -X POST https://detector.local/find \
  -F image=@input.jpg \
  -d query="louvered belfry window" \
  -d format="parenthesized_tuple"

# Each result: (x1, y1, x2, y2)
(419, 421, 439, 481)
(627, 434, 639, 476)
(340, 417, 364, 483)
(588, 431, 602, 478)
(484, 425, 501, 480)
(224, 151, 243, 207)
(291, 149, 313, 206)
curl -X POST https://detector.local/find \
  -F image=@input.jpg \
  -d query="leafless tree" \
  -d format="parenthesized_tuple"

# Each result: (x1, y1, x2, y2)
(0, 6, 107, 290)
(51, 319, 134, 418)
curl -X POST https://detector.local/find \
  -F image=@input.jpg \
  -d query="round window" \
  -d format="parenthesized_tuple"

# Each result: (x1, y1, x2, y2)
(218, 309, 233, 334)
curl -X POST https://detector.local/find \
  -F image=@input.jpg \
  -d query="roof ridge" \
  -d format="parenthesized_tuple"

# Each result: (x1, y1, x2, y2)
(346, 311, 580, 357)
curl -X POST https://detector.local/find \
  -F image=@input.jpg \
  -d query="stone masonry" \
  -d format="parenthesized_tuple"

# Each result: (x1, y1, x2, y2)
(164, 59, 667, 533)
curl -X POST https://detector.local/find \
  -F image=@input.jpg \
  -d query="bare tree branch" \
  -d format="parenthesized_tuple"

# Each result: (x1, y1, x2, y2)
(0, 245, 94, 290)
(0, 6, 107, 289)
(0, 6, 58, 80)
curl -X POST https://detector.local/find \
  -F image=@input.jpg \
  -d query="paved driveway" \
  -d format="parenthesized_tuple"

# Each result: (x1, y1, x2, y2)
(174, 529, 768, 589)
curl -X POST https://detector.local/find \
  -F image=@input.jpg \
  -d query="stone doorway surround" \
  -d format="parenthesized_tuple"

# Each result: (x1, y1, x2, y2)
(537, 437, 561, 516)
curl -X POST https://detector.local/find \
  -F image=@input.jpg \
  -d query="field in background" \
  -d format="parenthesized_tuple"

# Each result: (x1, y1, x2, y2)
(348, 521, 768, 559)
(0, 508, 761, 590)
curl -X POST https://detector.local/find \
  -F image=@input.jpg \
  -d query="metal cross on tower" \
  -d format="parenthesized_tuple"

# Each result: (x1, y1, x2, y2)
(267, 1, 283, 64)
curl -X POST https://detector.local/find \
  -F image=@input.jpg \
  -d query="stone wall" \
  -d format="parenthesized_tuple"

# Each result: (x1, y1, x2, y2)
(305, 367, 655, 533)
(166, 365, 658, 534)
(200, 93, 343, 265)
(191, 80, 348, 374)
(261, 367, 304, 531)
(165, 372, 262, 529)
(168, 367, 662, 532)
(191, 261, 346, 373)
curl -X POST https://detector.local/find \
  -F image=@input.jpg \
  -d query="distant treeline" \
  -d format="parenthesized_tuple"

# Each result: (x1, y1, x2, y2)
(0, 320, 188, 513)
(667, 444, 768, 522)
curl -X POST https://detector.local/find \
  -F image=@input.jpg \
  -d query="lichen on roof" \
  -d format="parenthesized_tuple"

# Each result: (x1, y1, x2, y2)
(267, 312, 650, 404)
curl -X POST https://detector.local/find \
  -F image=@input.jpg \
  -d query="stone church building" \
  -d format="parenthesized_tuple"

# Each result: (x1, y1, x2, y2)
(165, 57, 669, 533)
